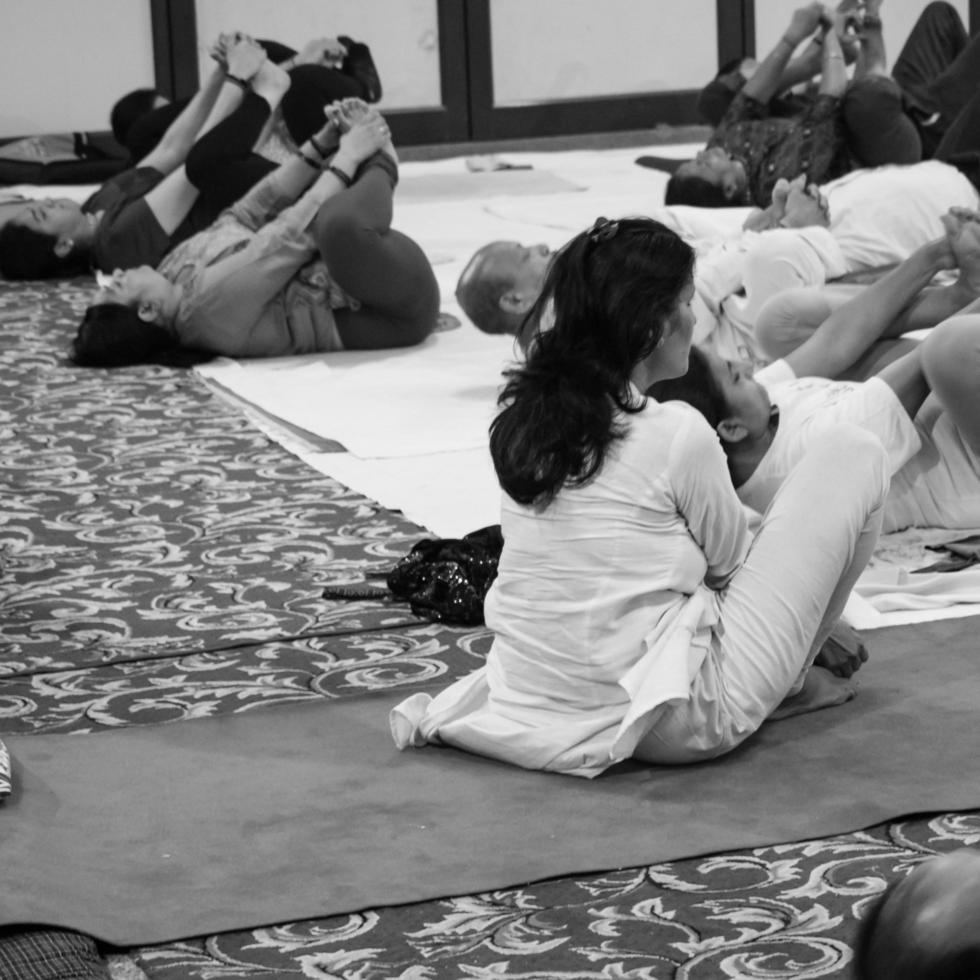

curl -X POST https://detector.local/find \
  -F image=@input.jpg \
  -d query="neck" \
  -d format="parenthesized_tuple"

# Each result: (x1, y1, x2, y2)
(159, 282, 182, 330)
(727, 414, 779, 488)
(76, 210, 101, 247)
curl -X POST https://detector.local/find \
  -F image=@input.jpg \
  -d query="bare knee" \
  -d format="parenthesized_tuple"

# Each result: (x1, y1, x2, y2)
(920, 316, 980, 448)
(921, 315, 980, 386)
(843, 76, 922, 167)
(754, 288, 831, 361)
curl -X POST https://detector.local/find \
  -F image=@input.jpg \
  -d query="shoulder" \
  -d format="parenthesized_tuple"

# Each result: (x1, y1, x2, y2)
(635, 396, 721, 458)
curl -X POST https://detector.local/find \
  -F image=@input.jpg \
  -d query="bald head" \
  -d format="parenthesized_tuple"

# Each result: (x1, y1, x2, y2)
(856, 849, 980, 980)
(455, 240, 552, 335)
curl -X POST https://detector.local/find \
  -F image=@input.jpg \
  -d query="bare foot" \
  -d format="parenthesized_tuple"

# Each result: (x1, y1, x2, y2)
(225, 37, 267, 83)
(770, 665, 857, 721)
(312, 115, 341, 157)
(338, 98, 373, 128)
(944, 208, 980, 294)
(813, 619, 868, 679)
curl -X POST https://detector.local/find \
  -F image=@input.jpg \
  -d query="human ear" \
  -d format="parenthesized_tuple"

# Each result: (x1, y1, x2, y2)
(137, 302, 159, 323)
(722, 173, 742, 201)
(54, 236, 74, 258)
(499, 290, 533, 316)
(716, 418, 748, 444)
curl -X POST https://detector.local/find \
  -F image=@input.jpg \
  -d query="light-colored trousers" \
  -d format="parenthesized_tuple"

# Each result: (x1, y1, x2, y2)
(635, 425, 889, 763)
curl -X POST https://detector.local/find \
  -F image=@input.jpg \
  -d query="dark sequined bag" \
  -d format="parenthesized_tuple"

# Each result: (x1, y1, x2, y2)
(386, 525, 503, 626)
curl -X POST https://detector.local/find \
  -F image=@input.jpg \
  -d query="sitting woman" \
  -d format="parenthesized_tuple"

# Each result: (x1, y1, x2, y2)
(71, 103, 439, 365)
(390, 216, 888, 778)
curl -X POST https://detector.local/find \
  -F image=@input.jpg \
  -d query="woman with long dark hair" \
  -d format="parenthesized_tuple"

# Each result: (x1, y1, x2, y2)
(391, 216, 890, 777)
(70, 101, 438, 366)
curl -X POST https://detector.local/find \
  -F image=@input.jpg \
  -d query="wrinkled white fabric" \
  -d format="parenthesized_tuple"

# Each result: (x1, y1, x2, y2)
(391, 397, 889, 777)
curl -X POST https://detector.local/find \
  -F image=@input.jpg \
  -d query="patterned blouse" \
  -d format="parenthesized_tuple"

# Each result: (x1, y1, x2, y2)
(709, 91, 850, 208)
(158, 167, 355, 357)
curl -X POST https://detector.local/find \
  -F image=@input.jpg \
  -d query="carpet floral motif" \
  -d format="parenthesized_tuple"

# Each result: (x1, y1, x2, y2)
(1, 277, 977, 980)
(0, 278, 425, 676)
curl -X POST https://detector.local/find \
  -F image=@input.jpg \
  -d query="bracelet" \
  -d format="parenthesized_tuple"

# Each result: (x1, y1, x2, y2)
(226, 73, 250, 91)
(309, 134, 330, 158)
(862, 14, 882, 29)
(326, 164, 352, 187)
(298, 151, 322, 170)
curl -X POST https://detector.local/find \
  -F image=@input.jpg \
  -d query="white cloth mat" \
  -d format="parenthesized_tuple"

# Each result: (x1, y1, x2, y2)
(18, 147, 980, 626)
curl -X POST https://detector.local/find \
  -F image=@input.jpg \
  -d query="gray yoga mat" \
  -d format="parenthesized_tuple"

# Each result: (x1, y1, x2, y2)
(0, 616, 977, 946)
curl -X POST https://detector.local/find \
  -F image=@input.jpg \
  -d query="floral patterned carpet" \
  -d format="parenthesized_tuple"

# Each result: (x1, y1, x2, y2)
(1, 276, 978, 980)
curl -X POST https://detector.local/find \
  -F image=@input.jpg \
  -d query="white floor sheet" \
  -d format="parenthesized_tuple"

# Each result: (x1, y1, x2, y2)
(16, 144, 980, 628)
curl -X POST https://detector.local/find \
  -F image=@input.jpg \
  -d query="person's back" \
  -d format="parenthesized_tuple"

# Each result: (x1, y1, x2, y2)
(485, 398, 736, 743)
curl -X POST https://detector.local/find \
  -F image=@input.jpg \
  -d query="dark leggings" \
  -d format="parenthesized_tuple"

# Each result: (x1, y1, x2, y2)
(184, 92, 277, 214)
(843, 2, 980, 168)
(183, 59, 369, 217)
(313, 166, 440, 350)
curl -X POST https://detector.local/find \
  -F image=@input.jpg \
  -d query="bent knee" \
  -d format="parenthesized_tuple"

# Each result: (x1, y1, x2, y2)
(806, 424, 891, 500)
(921, 313, 980, 401)
(843, 76, 922, 166)
(754, 288, 832, 361)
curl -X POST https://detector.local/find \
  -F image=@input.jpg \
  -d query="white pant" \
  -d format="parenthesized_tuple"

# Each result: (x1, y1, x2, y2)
(635, 426, 888, 763)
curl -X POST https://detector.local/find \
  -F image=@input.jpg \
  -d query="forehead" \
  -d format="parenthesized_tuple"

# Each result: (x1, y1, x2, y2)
(482, 241, 525, 276)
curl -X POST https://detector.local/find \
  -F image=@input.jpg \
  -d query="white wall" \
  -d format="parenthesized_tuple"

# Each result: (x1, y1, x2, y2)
(0, 0, 974, 138)
(490, 0, 718, 104)
(755, 0, 971, 74)
(0, 0, 155, 138)
(194, 0, 442, 110)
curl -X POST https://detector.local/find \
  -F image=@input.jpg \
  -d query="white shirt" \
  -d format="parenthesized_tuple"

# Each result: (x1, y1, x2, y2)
(691, 160, 979, 364)
(739, 361, 921, 519)
(391, 397, 750, 777)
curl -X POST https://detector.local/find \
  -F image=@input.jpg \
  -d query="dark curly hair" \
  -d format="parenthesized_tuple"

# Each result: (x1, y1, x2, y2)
(664, 173, 734, 208)
(70, 303, 179, 367)
(0, 223, 89, 281)
(489, 217, 695, 507)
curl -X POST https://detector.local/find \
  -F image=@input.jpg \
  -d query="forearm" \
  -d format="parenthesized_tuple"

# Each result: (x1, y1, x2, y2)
(743, 35, 800, 105)
(229, 149, 323, 229)
(888, 277, 979, 334)
(780, 45, 822, 90)
(273, 148, 359, 234)
(156, 64, 228, 162)
(787, 238, 952, 377)
(817, 30, 848, 97)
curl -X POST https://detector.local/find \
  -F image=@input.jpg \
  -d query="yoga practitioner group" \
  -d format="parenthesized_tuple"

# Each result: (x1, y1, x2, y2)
(1, 5, 979, 970)
(0, 32, 436, 363)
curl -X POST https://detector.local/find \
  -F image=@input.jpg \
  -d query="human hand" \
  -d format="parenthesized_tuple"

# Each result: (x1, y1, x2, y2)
(814, 619, 869, 678)
(297, 37, 348, 68)
(331, 98, 373, 133)
(209, 32, 235, 69)
(780, 175, 831, 229)
(225, 36, 267, 81)
(334, 109, 390, 170)
(785, 2, 830, 46)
